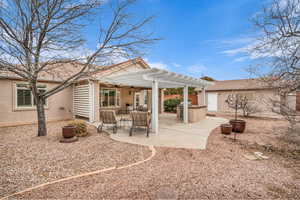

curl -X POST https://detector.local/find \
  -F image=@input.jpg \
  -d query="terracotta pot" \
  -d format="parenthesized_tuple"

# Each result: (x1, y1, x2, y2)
(220, 124, 232, 135)
(62, 126, 76, 138)
(229, 119, 246, 133)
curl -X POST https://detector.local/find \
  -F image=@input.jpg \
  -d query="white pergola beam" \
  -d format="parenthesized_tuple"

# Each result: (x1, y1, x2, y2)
(101, 68, 213, 89)
(152, 80, 159, 133)
(203, 87, 206, 105)
(183, 85, 189, 123)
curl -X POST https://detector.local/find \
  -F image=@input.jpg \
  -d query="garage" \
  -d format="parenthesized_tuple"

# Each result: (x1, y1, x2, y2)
(207, 93, 218, 111)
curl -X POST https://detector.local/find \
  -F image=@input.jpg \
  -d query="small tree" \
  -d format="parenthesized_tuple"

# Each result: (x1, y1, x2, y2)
(200, 76, 215, 82)
(226, 94, 248, 120)
(0, 0, 159, 136)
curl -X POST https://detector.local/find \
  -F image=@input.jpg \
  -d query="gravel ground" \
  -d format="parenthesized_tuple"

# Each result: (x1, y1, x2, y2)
(7, 117, 300, 199)
(0, 121, 151, 198)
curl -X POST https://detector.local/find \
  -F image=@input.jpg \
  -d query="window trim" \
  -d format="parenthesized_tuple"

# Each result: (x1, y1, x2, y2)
(100, 87, 121, 108)
(13, 82, 49, 111)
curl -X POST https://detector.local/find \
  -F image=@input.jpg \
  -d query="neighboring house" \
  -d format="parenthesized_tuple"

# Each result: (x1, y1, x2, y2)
(196, 79, 299, 118)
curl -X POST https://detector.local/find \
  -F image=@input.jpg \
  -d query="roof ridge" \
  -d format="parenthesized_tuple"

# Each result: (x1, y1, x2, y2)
(214, 78, 260, 82)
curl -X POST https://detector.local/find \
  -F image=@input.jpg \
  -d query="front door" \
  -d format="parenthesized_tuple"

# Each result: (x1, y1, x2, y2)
(207, 93, 218, 111)
(134, 92, 141, 109)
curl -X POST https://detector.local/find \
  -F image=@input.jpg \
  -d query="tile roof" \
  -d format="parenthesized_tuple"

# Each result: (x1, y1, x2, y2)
(0, 57, 149, 83)
(203, 78, 272, 91)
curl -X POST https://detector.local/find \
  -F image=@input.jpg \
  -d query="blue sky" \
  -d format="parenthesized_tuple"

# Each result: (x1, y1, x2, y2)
(85, 0, 266, 80)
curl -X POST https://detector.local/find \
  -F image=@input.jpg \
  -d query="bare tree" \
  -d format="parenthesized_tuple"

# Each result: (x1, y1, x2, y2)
(249, 0, 300, 129)
(0, 0, 159, 136)
(226, 93, 248, 119)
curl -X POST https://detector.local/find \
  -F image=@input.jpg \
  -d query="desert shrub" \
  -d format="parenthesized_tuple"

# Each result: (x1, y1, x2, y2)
(68, 120, 88, 137)
(164, 98, 181, 113)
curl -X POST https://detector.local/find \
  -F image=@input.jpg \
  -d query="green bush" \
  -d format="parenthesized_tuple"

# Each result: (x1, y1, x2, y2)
(164, 98, 181, 113)
(68, 120, 88, 137)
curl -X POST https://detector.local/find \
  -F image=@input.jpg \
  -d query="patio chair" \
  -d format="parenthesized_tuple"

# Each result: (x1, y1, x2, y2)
(98, 110, 118, 134)
(130, 111, 151, 137)
(137, 105, 148, 112)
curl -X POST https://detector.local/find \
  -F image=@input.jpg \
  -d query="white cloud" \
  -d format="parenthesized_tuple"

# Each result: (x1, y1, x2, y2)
(185, 64, 207, 77)
(145, 59, 168, 70)
(222, 46, 249, 56)
(233, 56, 248, 62)
(220, 37, 255, 46)
(187, 64, 206, 72)
(222, 36, 290, 61)
(172, 62, 181, 68)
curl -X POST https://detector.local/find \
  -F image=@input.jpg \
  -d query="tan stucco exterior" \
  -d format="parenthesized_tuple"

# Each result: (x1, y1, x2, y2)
(0, 79, 73, 127)
(176, 105, 207, 123)
(0, 58, 167, 126)
(198, 89, 282, 118)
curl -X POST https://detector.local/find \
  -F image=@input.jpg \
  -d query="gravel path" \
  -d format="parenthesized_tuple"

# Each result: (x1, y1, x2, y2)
(5, 117, 299, 199)
(0, 121, 151, 198)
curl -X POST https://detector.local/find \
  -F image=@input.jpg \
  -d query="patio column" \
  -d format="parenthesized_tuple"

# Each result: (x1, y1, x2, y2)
(202, 87, 206, 105)
(183, 85, 189, 123)
(152, 80, 159, 134)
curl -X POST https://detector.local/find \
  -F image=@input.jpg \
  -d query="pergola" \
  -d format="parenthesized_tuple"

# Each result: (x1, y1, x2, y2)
(101, 68, 213, 134)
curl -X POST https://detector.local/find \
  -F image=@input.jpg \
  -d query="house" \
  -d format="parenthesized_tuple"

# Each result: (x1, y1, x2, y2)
(196, 78, 299, 118)
(0, 58, 211, 132)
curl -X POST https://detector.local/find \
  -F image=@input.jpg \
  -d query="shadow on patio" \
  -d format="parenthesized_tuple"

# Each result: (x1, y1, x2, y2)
(102, 113, 228, 150)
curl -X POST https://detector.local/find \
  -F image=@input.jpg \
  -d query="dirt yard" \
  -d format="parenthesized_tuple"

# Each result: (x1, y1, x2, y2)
(1, 117, 300, 199)
(0, 121, 151, 198)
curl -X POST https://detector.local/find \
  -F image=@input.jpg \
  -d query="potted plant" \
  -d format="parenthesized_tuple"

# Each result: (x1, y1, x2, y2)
(220, 123, 232, 135)
(226, 94, 247, 133)
(62, 125, 76, 138)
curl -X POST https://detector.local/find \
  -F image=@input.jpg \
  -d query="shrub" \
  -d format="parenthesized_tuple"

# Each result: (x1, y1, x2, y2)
(164, 98, 181, 113)
(68, 120, 88, 137)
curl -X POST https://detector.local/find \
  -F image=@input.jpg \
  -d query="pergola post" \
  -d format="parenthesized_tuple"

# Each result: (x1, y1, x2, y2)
(152, 80, 159, 134)
(183, 85, 189, 123)
(203, 87, 206, 105)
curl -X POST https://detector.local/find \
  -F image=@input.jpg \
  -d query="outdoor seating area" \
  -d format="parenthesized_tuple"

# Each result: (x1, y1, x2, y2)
(97, 110, 152, 137)
(94, 113, 228, 149)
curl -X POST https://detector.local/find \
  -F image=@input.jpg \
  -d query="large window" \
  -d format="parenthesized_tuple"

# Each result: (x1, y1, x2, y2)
(16, 84, 47, 108)
(100, 88, 120, 107)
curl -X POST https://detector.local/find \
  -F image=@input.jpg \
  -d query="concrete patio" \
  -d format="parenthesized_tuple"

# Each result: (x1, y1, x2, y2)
(105, 114, 228, 150)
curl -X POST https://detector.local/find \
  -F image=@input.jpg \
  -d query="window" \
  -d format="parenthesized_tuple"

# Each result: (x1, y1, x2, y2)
(143, 90, 148, 105)
(100, 88, 121, 107)
(16, 84, 47, 108)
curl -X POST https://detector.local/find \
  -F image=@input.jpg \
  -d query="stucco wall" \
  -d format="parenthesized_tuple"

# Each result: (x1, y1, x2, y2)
(0, 79, 73, 126)
(93, 81, 100, 121)
(199, 89, 282, 118)
(286, 93, 297, 111)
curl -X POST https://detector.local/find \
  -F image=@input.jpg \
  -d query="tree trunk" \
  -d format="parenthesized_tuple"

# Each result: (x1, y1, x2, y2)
(36, 98, 47, 136)
(235, 104, 238, 121)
